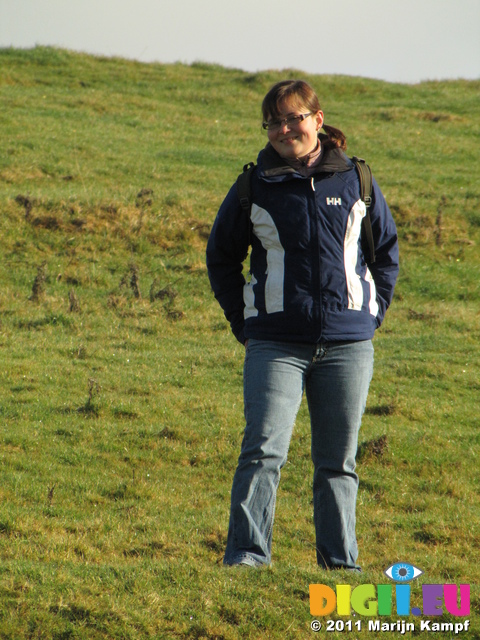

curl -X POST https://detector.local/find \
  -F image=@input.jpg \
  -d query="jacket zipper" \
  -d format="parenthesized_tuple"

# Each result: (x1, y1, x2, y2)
(308, 177, 323, 342)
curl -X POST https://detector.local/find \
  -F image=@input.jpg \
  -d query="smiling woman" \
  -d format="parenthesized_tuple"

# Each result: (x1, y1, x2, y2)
(263, 108, 322, 160)
(265, 108, 321, 160)
(206, 79, 399, 571)
(262, 81, 324, 161)
(261, 80, 348, 170)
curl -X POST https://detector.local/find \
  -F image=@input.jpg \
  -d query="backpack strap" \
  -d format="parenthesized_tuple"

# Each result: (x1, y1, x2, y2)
(236, 162, 255, 246)
(352, 156, 376, 264)
(236, 162, 255, 213)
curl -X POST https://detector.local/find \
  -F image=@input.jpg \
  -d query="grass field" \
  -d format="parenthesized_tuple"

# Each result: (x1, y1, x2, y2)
(0, 46, 479, 639)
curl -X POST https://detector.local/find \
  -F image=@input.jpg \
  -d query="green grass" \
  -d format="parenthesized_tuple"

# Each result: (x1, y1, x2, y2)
(0, 46, 479, 639)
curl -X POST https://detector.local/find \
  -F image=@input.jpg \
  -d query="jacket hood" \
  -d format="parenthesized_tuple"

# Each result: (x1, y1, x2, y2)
(257, 133, 352, 179)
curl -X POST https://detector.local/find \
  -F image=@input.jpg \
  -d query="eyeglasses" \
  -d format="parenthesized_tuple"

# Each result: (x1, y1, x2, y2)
(262, 113, 312, 131)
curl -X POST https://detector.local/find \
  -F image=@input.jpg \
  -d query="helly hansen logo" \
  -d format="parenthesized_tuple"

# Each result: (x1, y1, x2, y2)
(326, 197, 342, 205)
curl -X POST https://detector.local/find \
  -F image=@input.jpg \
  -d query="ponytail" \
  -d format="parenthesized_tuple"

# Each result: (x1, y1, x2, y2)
(322, 124, 347, 151)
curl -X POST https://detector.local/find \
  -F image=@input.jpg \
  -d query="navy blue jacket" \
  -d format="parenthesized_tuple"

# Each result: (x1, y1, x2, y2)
(206, 138, 399, 345)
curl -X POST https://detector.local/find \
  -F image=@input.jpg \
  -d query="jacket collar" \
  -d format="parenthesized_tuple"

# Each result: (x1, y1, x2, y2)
(257, 133, 352, 179)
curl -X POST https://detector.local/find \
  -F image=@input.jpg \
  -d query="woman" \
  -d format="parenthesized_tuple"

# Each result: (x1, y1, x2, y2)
(206, 80, 399, 570)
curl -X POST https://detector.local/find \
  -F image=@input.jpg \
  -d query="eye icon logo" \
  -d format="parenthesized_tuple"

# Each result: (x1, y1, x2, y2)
(384, 562, 423, 582)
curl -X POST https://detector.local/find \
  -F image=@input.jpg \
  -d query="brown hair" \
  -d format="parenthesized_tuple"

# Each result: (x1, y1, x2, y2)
(261, 80, 347, 151)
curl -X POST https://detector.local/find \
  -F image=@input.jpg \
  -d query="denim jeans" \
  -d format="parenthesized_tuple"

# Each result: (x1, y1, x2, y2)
(223, 338, 374, 569)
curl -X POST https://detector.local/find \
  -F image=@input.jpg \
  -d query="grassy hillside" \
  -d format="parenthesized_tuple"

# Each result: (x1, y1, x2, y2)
(0, 46, 479, 639)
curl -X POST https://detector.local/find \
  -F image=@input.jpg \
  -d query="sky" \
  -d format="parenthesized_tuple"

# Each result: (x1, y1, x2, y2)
(1, 0, 479, 84)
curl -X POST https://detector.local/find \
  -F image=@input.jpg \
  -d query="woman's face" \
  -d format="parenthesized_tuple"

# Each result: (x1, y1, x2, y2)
(266, 99, 324, 160)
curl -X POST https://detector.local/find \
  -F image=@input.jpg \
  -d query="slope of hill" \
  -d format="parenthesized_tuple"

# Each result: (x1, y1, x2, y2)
(0, 47, 479, 639)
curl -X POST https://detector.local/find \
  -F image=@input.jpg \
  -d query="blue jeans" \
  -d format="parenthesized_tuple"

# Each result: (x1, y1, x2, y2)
(223, 339, 374, 569)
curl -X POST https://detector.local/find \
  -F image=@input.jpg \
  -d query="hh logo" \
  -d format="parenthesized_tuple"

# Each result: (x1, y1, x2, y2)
(326, 197, 342, 205)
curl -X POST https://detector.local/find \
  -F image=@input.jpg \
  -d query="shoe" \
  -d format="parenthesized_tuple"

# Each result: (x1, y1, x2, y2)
(224, 555, 261, 567)
(320, 564, 362, 573)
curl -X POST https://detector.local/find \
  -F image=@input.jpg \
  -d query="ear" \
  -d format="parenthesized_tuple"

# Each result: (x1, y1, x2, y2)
(315, 110, 324, 131)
